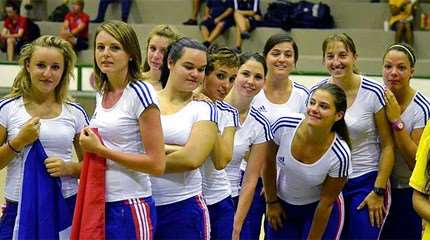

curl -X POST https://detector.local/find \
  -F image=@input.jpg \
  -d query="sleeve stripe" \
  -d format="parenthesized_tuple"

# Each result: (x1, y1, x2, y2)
(307, 79, 329, 105)
(67, 102, 90, 125)
(293, 81, 310, 95)
(130, 81, 155, 108)
(0, 96, 20, 111)
(216, 101, 239, 127)
(361, 82, 385, 106)
(414, 92, 430, 125)
(332, 138, 350, 178)
(250, 107, 273, 141)
(202, 101, 217, 122)
(272, 116, 302, 132)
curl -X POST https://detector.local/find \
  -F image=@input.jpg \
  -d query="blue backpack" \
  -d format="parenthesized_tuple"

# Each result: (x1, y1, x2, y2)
(290, 1, 334, 29)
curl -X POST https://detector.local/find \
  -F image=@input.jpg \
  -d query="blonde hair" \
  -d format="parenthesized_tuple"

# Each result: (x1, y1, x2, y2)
(93, 21, 143, 92)
(6, 35, 76, 103)
(142, 24, 182, 72)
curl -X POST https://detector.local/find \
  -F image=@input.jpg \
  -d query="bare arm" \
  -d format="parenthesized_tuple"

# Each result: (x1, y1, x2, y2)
(215, 8, 234, 22)
(211, 127, 236, 170)
(80, 106, 166, 175)
(307, 176, 347, 240)
(60, 19, 70, 35)
(164, 120, 217, 173)
(412, 190, 430, 222)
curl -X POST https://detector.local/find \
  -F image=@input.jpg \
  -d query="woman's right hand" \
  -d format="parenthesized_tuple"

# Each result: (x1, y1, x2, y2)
(14, 117, 40, 149)
(266, 202, 286, 230)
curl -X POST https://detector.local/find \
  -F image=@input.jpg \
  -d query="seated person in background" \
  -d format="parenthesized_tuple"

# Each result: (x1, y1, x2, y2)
(183, 0, 203, 25)
(0, 1, 27, 62)
(200, 0, 234, 48)
(92, 0, 132, 23)
(389, 0, 417, 45)
(233, 0, 261, 52)
(59, 0, 89, 51)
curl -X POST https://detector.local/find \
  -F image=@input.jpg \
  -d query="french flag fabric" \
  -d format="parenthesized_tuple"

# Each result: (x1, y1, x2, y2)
(12, 139, 73, 239)
(71, 128, 106, 240)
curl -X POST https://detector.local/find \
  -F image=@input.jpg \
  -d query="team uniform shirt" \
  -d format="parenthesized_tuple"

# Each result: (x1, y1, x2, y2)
(225, 106, 273, 197)
(233, 0, 261, 14)
(271, 113, 352, 205)
(151, 100, 217, 206)
(64, 11, 90, 39)
(391, 91, 430, 188)
(200, 100, 239, 205)
(311, 76, 385, 179)
(207, 0, 234, 18)
(409, 121, 430, 240)
(0, 97, 89, 201)
(3, 16, 26, 35)
(252, 81, 309, 123)
(90, 81, 159, 202)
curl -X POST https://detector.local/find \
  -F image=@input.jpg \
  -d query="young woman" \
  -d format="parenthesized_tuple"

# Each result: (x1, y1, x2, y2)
(151, 38, 217, 240)
(0, 35, 87, 238)
(221, 52, 273, 240)
(233, 0, 262, 51)
(142, 24, 182, 91)
(198, 45, 240, 239)
(410, 121, 430, 240)
(312, 33, 395, 239)
(264, 83, 351, 239)
(78, 21, 165, 239)
(380, 43, 430, 239)
(253, 33, 309, 118)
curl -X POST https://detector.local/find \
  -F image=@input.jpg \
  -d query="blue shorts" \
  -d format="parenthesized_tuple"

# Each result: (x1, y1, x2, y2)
(200, 16, 234, 33)
(341, 171, 391, 239)
(207, 196, 234, 240)
(106, 197, 156, 240)
(266, 194, 344, 239)
(0, 195, 76, 240)
(155, 195, 210, 240)
(381, 187, 421, 239)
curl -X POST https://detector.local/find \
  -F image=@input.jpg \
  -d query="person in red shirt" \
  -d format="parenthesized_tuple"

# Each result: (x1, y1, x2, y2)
(59, 0, 89, 51)
(0, 1, 27, 62)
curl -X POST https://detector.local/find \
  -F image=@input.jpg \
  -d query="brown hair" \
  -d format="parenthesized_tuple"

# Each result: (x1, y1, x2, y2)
(322, 33, 359, 74)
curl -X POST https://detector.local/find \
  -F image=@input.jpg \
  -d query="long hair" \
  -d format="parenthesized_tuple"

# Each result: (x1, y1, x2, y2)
(263, 33, 299, 65)
(142, 24, 182, 72)
(6, 35, 76, 103)
(312, 83, 351, 148)
(93, 21, 143, 92)
(322, 33, 359, 74)
(159, 37, 207, 88)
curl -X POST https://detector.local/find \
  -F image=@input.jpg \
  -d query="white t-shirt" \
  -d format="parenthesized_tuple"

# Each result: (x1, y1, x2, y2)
(252, 81, 309, 123)
(272, 113, 352, 205)
(311, 76, 385, 178)
(391, 91, 430, 188)
(225, 106, 273, 197)
(0, 97, 89, 201)
(90, 81, 159, 202)
(151, 100, 216, 206)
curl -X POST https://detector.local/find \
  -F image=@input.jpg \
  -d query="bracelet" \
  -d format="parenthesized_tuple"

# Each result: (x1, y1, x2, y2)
(7, 141, 20, 154)
(266, 199, 280, 205)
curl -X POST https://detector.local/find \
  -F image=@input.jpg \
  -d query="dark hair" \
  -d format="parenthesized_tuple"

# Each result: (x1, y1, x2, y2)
(312, 83, 351, 148)
(205, 44, 239, 76)
(239, 52, 267, 76)
(5, 1, 19, 13)
(263, 33, 299, 65)
(383, 42, 416, 67)
(322, 33, 359, 74)
(160, 37, 207, 88)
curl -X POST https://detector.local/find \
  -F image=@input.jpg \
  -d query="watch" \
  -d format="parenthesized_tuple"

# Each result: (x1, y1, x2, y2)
(391, 119, 405, 131)
(373, 187, 385, 196)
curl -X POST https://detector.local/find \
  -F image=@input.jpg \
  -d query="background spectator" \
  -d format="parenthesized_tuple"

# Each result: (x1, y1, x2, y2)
(0, 1, 27, 62)
(92, 0, 132, 23)
(233, 0, 262, 52)
(389, 0, 417, 45)
(183, 0, 203, 25)
(59, 0, 89, 52)
(200, 0, 234, 47)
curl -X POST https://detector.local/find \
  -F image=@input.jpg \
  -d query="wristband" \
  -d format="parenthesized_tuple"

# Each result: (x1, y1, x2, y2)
(373, 187, 385, 196)
(391, 119, 405, 131)
(7, 141, 20, 154)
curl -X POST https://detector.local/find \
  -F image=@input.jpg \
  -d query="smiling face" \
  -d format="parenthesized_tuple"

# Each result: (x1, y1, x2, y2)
(383, 49, 414, 92)
(95, 30, 130, 77)
(26, 47, 65, 97)
(323, 41, 357, 80)
(147, 35, 170, 71)
(306, 89, 343, 129)
(203, 64, 237, 101)
(266, 41, 296, 77)
(168, 47, 207, 92)
(234, 58, 265, 98)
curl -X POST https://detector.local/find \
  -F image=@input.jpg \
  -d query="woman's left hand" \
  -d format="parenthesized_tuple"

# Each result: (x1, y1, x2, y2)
(383, 88, 401, 122)
(357, 191, 385, 228)
(44, 157, 69, 177)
